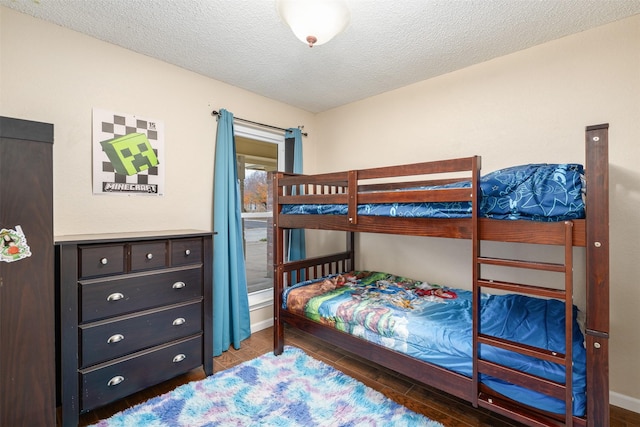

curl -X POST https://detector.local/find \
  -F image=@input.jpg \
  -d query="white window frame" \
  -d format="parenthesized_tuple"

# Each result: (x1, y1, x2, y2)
(234, 123, 284, 306)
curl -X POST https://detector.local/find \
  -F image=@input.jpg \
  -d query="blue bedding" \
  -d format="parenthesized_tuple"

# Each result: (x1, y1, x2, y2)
(284, 271, 587, 416)
(281, 163, 585, 221)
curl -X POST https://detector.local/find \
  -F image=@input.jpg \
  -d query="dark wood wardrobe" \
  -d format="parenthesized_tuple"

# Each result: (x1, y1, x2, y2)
(0, 116, 55, 425)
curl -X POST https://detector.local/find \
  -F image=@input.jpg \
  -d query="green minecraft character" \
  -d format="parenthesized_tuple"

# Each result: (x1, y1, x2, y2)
(100, 133, 159, 176)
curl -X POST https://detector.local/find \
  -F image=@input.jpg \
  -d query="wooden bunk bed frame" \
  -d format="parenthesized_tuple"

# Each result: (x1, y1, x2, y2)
(272, 124, 609, 427)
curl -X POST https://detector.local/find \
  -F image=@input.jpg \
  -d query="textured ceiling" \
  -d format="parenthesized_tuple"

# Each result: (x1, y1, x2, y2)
(3, 0, 640, 113)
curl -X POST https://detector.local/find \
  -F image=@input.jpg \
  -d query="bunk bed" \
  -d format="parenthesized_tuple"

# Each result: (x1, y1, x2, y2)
(272, 124, 609, 427)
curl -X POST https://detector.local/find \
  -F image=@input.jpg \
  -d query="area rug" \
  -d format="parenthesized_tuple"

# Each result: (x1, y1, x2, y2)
(91, 345, 443, 426)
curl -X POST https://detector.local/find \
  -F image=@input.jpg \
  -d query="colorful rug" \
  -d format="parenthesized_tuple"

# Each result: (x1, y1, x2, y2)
(91, 345, 443, 426)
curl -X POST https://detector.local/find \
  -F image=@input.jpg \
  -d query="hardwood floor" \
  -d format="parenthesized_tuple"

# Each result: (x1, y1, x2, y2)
(65, 326, 639, 426)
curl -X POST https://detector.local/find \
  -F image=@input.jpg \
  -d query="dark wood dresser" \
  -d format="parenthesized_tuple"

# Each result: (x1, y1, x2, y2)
(0, 117, 55, 426)
(56, 231, 213, 427)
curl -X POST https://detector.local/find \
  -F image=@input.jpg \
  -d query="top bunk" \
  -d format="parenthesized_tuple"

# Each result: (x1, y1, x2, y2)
(272, 124, 609, 247)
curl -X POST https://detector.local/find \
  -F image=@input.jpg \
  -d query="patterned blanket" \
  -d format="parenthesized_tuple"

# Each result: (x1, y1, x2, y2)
(283, 270, 587, 416)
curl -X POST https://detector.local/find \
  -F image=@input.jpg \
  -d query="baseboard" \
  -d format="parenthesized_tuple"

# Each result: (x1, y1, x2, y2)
(248, 288, 273, 311)
(611, 391, 640, 414)
(250, 317, 274, 334)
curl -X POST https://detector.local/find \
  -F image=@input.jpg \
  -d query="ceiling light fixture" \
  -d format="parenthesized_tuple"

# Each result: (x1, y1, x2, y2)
(276, 0, 350, 48)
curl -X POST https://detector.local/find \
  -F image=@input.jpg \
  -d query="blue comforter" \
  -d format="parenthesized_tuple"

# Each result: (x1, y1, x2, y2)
(284, 271, 586, 416)
(281, 163, 585, 221)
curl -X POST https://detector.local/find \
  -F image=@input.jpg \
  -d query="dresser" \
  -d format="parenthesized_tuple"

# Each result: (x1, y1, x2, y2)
(56, 231, 213, 427)
(0, 117, 55, 426)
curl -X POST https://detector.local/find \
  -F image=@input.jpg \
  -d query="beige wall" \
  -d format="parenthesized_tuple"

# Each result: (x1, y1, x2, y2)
(312, 15, 640, 409)
(0, 5, 306, 391)
(2, 5, 639, 412)
(0, 7, 315, 236)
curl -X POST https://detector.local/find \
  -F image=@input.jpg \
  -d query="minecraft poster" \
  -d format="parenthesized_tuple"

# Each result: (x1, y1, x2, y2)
(92, 108, 165, 195)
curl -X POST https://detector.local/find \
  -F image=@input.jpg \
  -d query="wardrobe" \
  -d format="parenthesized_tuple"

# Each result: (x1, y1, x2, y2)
(0, 116, 55, 425)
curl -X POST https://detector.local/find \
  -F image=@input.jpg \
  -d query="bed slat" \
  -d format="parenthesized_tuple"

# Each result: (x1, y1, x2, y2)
(358, 187, 473, 204)
(477, 279, 566, 299)
(478, 360, 566, 401)
(356, 156, 478, 179)
(477, 393, 585, 427)
(478, 334, 566, 364)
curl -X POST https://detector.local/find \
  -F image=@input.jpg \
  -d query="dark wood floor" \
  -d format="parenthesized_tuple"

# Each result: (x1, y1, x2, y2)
(67, 326, 639, 427)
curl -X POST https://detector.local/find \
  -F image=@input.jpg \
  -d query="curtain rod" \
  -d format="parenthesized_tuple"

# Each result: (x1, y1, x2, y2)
(211, 110, 307, 137)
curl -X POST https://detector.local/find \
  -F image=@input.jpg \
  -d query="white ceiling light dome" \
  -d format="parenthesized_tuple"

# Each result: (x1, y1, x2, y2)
(276, 0, 351, 47)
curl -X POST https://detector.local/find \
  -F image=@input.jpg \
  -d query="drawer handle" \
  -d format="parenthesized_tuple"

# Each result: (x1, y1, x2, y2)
(106, 292, 124, 302)
(107, 375, 125, 387)
(146, 253, 153, 260)
(107, 334, 125, 344)
(185, 249, 191, 256)
(100, 257, 108, 265)
(172, 317, 186, 326)
(172, 354, 186, 363)
(172, 281, 186, 289)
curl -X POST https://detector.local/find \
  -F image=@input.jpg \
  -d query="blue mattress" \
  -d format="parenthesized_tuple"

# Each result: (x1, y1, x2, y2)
(281, 163, 585, 222)
(284, 271, 586, 416)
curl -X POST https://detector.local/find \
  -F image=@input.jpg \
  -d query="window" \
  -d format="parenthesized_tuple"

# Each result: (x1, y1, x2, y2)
(234, 125, 284, 296)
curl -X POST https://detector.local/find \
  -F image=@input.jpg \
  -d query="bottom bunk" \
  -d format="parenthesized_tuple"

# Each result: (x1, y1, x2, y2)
(274, 265, 588, 427)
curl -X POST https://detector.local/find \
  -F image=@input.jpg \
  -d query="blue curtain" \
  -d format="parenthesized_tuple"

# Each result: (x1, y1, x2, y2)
(286, 128, 306, 264)
(212, 109, 251, 356)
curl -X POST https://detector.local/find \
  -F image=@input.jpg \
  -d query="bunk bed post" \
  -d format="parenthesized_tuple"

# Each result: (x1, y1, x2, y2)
(273, 172, 285, 355)
(584, 124, 610, 427)
(348, 170, 358, 224)
(346, 231, 355, 271)
(564, 221, 575, 427)
(471, 155, 481, 408)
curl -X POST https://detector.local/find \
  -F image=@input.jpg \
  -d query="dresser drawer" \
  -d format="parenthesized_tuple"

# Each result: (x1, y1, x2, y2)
(80, 301, 202, 368)
(171, 238, 203, 266)
(80, 335, 202, 412)
(130, 241, 168, 271)
(79, 244, 125, 278)
(80, 267, 203, 322)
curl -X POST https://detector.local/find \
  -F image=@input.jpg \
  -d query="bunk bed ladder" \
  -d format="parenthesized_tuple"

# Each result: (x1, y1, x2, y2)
(473, 221, 575, 426)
